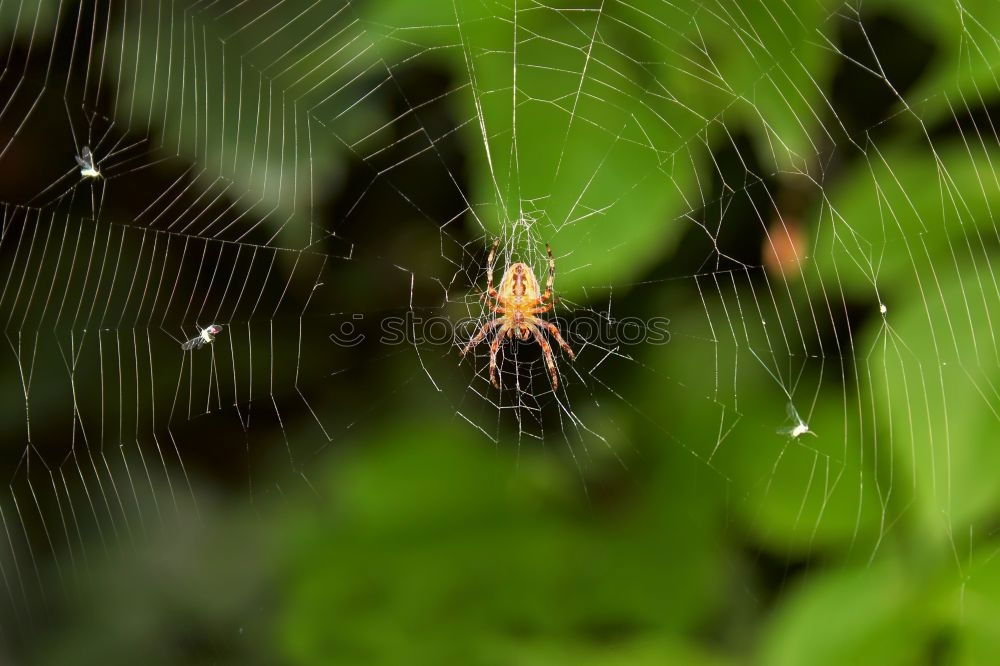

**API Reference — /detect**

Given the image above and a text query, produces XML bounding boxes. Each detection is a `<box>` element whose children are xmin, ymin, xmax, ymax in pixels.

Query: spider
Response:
<box><xmin>461</xmin><ymin>239</ymin><xmax>575</xmax><ymax>389</ymax></box>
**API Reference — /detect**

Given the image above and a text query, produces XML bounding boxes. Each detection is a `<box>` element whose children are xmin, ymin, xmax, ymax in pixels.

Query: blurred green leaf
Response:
<box><xmin>458</xmin><ymin>3</ymin><xmax>704</xmax><ymax>296</ymax></box>
<box><xmin>503</xmin><ymin>635</ymin><xmax>733</xmax><ymax>666</ymax></box>
<box><xmin>867</xmin><ymin>254</ymin><xmax>1000</xmax><ymax>537</ymax></box>
<box><xmin>0</xmin><ymin>0</ymin><xmax>61</xmax><ymax>42</ymax></box>
<box><xmin>868</xmin><ymin>0</ymin><xmax>1000</xmax><ymax>125</ymax></box>
<box><xmin>281</xmin><ymin>415</ymin><xmax>726</xmax><ymax>665</ymax></box>
<box><xmin>949</xmin><ymin>540</ymin><xmax>1000</xmax><ymax>665</ymax></box>
<box><xmin>759</xmin><ymin>557</ymin><xmax>933</xmax><ymax>666</ymax></box>
<box><xmin>726</xmin><ymin>386</ymin><xmax>884</xmax><ymax>555</ymax></box>
<box><xmin>367</xmin><ymin>0</ymin><xmax>708</xmax><ymax>296</ymax></box>
<box><xmin>111</xmin><ymin>3</ymin><xmax>384</xmax><ymax>248</ymax></box>
<box><xmin>812</xmin><ymin>138</ymin><xmax>1000</xmax><ymax>300</ymax></box>
<box><xmin>701</xmin><ymin>0</ymin><xmax>837</xmax><ymax>174</ymax></box>
<box><xmin>638</xmin><ymin>288</ymin><xmax>883</xmax><ymax>555</ymax></box>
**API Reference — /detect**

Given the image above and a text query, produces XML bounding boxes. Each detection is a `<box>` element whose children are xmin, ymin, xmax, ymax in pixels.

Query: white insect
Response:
<box><xmin>181</xmin><ymin>324</ymin><xmax>223</xmax><ymax>351</ymax></box>
<box><xmin>75</xmin><ymin>146</ymin><xmax>100</xmax><ymax>179</ymax></box>
<box><xmin>777</xmin><ymin>402</ymin><xmax>816</xmax><ymax>439</ymax></box>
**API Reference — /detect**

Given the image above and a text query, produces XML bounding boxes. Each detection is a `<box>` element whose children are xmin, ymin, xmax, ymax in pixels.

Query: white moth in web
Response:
<box><xmin>181</xmin><ymin>324</ymin><xmax>223</xmax><ymax>351</ymax></box>
<box><xmin>778</xmin><ymin>402</ymin><xmax>816</xmax><ymax>439</ymax></box>
<box><xmin>75</xmin><ymin>146</ymin><xmax>100</xmax><ymax>179</ymax></box>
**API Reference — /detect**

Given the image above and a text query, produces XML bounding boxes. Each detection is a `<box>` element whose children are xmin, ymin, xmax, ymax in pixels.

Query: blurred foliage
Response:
<box><xmin>281</xmin><ymin>416</ymin><xmax>727</xmax><ymax>665</ymax></box>
<box><xmin>5</xmin><ymin>0</ymin><xmax>1000</xmax><ymax>665</ymax></box>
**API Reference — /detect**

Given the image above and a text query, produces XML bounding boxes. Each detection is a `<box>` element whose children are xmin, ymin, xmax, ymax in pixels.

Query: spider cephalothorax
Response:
<box><xmin>461</xmin><ymin>239</ymin><xmax>575</xmax><ymax>389</ymax></box>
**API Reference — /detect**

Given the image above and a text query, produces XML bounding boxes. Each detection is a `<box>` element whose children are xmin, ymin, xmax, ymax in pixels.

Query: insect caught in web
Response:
<box><xmin>777</xmin><ymin>402</ymin><xmax>816</xmax><ymax>439</ymax></box>
<box><xmin>75</xmin><ymin>146</ymin><xmax>100</xmax><ymax>179</ymax></box>
<box><xmin>181</xmin><ymin>324</ymin><xmax>223</xmax><ymax>351</ymax></box>
<box><xmin>461</xmin><ymin>239</ymin><xmax>575</xmax><ymax>389</ymax></box>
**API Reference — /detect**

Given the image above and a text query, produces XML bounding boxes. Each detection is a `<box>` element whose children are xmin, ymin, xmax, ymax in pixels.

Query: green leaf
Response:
<box><xmin>866</xmin><ymin>0</ymin><xmax>1000</xmax><ymax>125</ymax></box>
<box><xmin>866</xmin><ymin>254</ymin><xmax>1000</xmax><ymax>537</ymax></box>
<box><xmin>456</xmin><ymin>2</ymin><xmax>705</xmax><ymax>295</ymax></box>
<box><xmin>701</xmin><ymin>0</ymin><xmax>838</xmax><ymax>174</ymax></box>
<box><xmin>812</xmin><ymin>138</ymin><xmax>1000</xmax><ymax>300</ymax></box>
<box><xmin>365</xmin><ymin>0</ymin><xmax>708</xmax><ymax>295</ymax></box>
<box><xmin>636</xmin><ymin>290</ymin><xmax>883</xmax><ymax>555</ymax></box>
<box><xmin>0</xmin><ymin>0</ymin><xmax>61</xmax><ymax>42</ymax></box>
<box><xmin>280</xmin><ymin>414</ymin><xmax>726</xmax><ymax>665</ymax></box>
<box><xmin>759</xmin><ymin>558</ymin><xmax>932</xmax><ymax>666</ymax></box>
<box><xmin>110</xmin><ymin>3</ymin><xmax>385</xmax><ymax>248</ymax></box>
<box><xmin>949</xmin><ymin>540</ymin><xmax>1000</xmax><ymax>665</ymax></box>
<box><xmin>502</xmin><ymin>636</ymin><xmax>733</xmax><ymax>666</ymax></box>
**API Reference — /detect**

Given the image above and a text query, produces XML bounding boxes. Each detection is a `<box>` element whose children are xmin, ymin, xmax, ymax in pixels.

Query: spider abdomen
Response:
<box><xmin>499</xmin><ymin>262</ymin><xmax>541</xmax><ymax>303</ymax></box>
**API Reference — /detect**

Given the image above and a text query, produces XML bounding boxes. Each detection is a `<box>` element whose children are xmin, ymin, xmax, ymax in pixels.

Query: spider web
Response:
<box><xmin>0</xmin><ymin>0</ymin><xmax>996</xmax><ymax>658</ymax></box>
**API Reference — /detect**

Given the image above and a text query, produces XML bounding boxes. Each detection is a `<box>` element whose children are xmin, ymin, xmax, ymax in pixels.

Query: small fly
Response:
<box><xmin>777</xmin><ymin>402</ymin><xmax>816</xmax><ymax>439</ymax></box>
<box><xmin>75</xmin><ymin>146</ymin><xmax>100</xmax><ymax>179</ymax></box>
<box><xmin>181</xmin><ymin>324</ymin><xmax>223</xmax><ymax>351</ymax></box>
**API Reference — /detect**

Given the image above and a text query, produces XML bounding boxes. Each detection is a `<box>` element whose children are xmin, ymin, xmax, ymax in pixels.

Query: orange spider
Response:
<box><xmin>461</xmin><ymin>239</ymin><xmax>575</xmax><ymax>389</ymax></box>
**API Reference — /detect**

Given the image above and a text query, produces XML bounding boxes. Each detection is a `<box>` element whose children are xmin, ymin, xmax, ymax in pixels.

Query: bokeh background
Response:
<box><xmin>0</xmin><ymin>0</ymin><xmax>999</xmax><ymax>664</ymax></box>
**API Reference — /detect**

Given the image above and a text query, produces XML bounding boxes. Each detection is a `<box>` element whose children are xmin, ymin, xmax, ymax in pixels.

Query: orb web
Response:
<box><xmin>0</xmin><ymin>0</ymin><xmax>995</xmax><ymax>657</ymax></box>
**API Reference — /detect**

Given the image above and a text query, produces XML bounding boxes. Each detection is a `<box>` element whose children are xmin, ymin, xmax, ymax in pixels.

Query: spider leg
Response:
<box><xmin>485</xmin><ymin>238</ymin><xmax>500</xmax><ymax>300</ymax></box>
<box><xmin>525</xmin><ymin>322</ymin><xmax>561</xmax><ymax>389</ymax></box>
<box><xmin>541</xmin><ymin>319</ymin><xmax>575</xmax><ymax>360</ymax></box>
<box><xmin>488</xmin><ymin>322</ymin><xmax>512</xmax><ymax>387</ymax></box>
<box><xmin>540</xmin><ymin>243</ymin><xmax>555</xmax><ymax>303</ymax></box>
<box><xmin>460</xmin><ymin>317</ymin><xmax>503</xmax><ymax>356</ymax></box>
<box><xmin>527</xmin><ymin>303</ymin><xmax>552</xmax><ymax>315</ymax></box>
